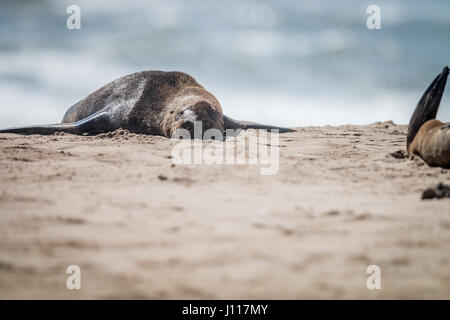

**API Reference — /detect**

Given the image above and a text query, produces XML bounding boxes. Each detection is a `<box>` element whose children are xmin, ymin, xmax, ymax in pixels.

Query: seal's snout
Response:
<box><xmin>181</xmin><ymin>120</ymin><xmax>194</xmax><ymax>131</ymax></box>
<box><xmin>181</xmin><ymin>120</ymin><xmax>195</xmax><ymax>135</ymax></box>
<box><xmin>191</xmin><ymin>100</ymin><xmax>224</xmax><ymax>133</ymax></box>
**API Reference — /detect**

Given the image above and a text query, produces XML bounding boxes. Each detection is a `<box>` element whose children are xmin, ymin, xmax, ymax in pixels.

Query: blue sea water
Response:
<box><xmin>0</xmin><ymin>0</ymin><xmax>449</xmax><ymax>128</ymax></box>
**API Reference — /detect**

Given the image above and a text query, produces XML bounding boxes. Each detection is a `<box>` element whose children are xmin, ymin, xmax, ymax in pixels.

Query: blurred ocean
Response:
<box><xmin>0</xmin><ymin>0</ymin><xmax>449</xmax><ymax>128</ymax></box>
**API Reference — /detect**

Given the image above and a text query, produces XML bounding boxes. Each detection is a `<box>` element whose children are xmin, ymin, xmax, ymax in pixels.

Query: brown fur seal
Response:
<box><xmin>0</xmin><ymin>71</ymin><xmax>294</xmax><ymax>138</ymax></box>
<box><xmin>407</xmin><ymin>66</ymin><xmax>450</xmax><ymax>168</ymax></box>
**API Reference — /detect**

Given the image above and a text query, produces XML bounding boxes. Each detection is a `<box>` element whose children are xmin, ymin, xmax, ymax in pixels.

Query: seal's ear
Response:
<box><xmin>0</xmin><ymin>111</ymin><xmax>113</xmax><ymax>135</ymax></box>
<box><xmin>407</xmin><ymin>66</ymin><xmax>449</xmax><ymax>150</ymax></box>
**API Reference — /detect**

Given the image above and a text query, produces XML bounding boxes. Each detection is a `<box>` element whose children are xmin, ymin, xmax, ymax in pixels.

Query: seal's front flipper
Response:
<box><xmin>407</xmin><ymin>66</ymin><xmax>449</xmax><ymax>150</ymax></box>
<box><xmin>71</xmin><ymin>111</ymin><xmax>114</xmax><ymax>134</ymax></box>
<box><xmin>0</xmin><ymin>123</ymin><xmax>78</xmax><ymax>135</ymax></box>
<box><xmin>223</xmin><ymin>115</ymin><xmax>295</xmax><ymax>134</ymax></box>
<box><xmin>0</xmin><ymin>111</ymin><xmax>113</xmax><ymax>135</ymax></box>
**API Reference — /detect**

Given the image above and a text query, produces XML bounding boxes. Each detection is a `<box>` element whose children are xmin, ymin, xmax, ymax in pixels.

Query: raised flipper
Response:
<box><xmin>223</xmin><ymin>115</ymin><xmax>295</xmax><ymax>134</ymax></box>
<box><xmin>0</xmin><ymin>110</ymin><xmax>114</xmax><ymax>135</ymax></box>
<box><xmin>407</xmin><ymin>66</ymin><xmax>449</xmax><ymax>151</ymax></box>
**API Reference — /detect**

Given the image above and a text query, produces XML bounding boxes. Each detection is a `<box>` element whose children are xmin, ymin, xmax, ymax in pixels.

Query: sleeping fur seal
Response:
<box><xmin>407</xmin><ymin>66</ymin><xmax>450</xmax><ymax>168</ymax></box>
<box><xmin>0</xmin><ymin>71</ymin><xmax>294</xmax><ymax>138</ymax></box>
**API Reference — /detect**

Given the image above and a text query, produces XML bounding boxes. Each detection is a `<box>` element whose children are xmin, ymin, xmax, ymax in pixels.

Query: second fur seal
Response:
<box><xmin>0</xmin><ymin>71</ymin><xmax>294</xmax><ymax>138</ymax></box>
<box><xmin>407</xmin><ymin>66</ymin><xmax>450</xmax><ymax>168</ymax></box>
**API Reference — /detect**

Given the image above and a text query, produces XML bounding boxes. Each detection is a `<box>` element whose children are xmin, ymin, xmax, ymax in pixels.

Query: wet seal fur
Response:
<box><xmin>0</xmin><ymin>71</ymin><xmax>294</xmax><ymax>138</ymax></box>
<box><xmin>407</xmin><ymin>66</ymin><xmax>450</xmax><ymax>168</ymax></box>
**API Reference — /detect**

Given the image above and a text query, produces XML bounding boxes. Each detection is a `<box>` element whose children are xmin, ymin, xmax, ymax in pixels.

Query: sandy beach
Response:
<box><xmin>0</xmin><ymin>121</ymin><xmax>449</xmax><ymax>299</ymax></box>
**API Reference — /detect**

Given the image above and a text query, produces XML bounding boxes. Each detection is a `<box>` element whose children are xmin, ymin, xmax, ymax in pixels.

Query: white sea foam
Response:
<box><xmin>216</xmin><ymin>89</ymin><xmax>422</xmax><ymax>127</ymax></box>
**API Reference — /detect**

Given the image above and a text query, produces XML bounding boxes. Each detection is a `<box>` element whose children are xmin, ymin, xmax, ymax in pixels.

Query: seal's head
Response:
<box><xmin>162</xmin><ymin>88</ymin><xmax>224</xmax><ymax>139</ymax></box>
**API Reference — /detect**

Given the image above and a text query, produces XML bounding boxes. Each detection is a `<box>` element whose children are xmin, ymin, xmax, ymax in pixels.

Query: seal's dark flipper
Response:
<box><xmin>223</xmin><ymin>115</ymin><xmax>295</xmax><ymax>133</ymax></box>
<box><xmin>0</xmin><ymin>123</ymin><xmax>78</xmax><ymax>135</ymax></box>
<box><xmin>0</xmin><ymin>111</ymin><xmax>113</xmax><ymax>135</ymax></box>
<box><xmin>407</xmin><ymin>66</ymin><xmax>449</xmax><ymax>150</ymax></box>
